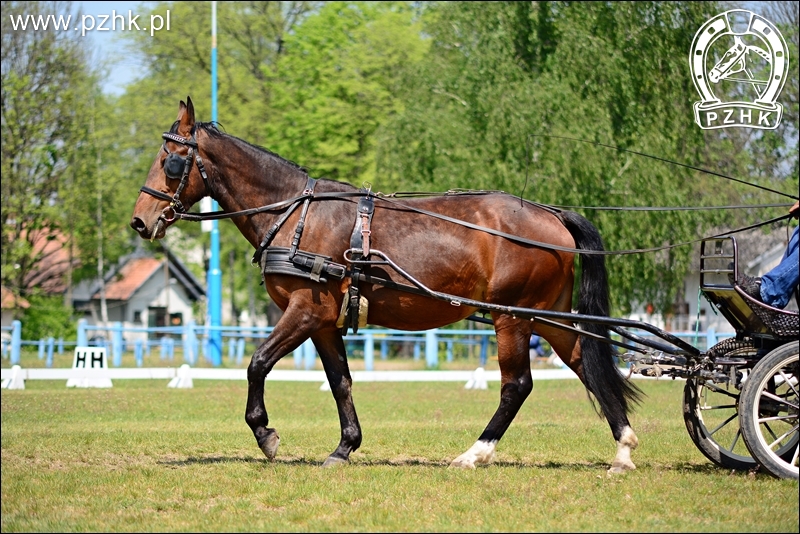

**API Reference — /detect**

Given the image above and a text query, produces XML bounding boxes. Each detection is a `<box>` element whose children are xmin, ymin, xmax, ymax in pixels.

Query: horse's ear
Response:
<box><xmin>177</xmin><ymin>96</ymin><xmax>195</xmax><ymax>136</ymax></box>
<box><xmin>176</xmin><ymin>100</ymin><xmax>187</xmax><ymax>120</ymax></box>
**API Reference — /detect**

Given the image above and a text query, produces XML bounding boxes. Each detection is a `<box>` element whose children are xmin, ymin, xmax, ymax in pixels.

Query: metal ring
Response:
<box><xmin>161</xmin><ymin>205</ymin><xmax>177</xmax><ymax>223</ymax></box>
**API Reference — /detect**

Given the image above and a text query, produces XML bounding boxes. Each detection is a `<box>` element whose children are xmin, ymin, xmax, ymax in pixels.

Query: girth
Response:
<box><xmin>259</xmin><ymin>247</ymin><xmax>346</xmax><ymax>283</ymax></box>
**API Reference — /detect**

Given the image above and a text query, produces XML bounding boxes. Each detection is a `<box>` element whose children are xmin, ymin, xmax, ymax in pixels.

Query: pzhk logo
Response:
<box><xmin>690</xmin><ymin>9</ymin><xmax>788</xmax><ymax>130</ymax></box>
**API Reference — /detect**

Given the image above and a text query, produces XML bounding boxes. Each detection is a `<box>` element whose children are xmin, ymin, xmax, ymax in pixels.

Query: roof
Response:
<box><xmin>95</xmin><ymin>257</ymin><xmax>163</xmax><ymax>301</ymax></box>
<box><xmin>19</xmin><ymin>228</ymin><xmax>75</xmax><ymax>295</ymax></box>
<box><xmin>1</xmin><ymin>286</ymin><xmax>30</xmax><ymax>309</ymax></box>
<box><xmin>86</xmin><ymin>247</ymin><xmax>205</xmax><ymax>303</ymax></box>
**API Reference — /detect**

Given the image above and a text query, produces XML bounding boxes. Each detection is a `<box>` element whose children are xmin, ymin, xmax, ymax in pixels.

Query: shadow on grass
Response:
<box><xmin>158</xmin><ymin>456</ymin><xmax>741</xmax><ymax>476</ymax></box>
<box><xmin>157</xmin><ymin>456</ymin><xmax>320</xmax><ymax>467</ymax></box>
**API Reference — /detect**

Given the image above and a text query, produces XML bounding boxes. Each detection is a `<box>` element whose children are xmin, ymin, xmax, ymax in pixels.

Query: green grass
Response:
<box><xmin>2</xmin><ymin>379</ymin><xmax>797</xmax><ymax>532</ymax></box>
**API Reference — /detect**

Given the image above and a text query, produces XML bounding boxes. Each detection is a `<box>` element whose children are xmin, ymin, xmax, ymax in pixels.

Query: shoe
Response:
<box><xmin>736</xmin><ymin>273</ymin><xmax>763</xmax><ymax>301</ymax></box>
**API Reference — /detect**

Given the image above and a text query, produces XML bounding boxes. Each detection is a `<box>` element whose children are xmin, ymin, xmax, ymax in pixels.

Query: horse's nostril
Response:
<box><xmin>130</xmin><ymin>217</ymin><xmax>145</xmax><ymax>231</ymax></box>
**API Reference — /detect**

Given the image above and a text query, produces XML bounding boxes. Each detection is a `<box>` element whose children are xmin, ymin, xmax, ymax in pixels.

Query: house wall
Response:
<box><xmin>84</xmin><ymin>275</ymin><xmax>198</xmax><ymax>342</ymax></box>
<box><xmin>126</xmin><ymin>275</ymin><xmax>195</xmax><ymax>334</ymax></box>
<box><xmin>628</xmin><ymin>272</ymin><xmax>735</xmax><ymax>335</ymax></box>
<box><xmin>2</xmin><ymin>310</ymin><xmax>15</xmax><ymax>329</ymax></box>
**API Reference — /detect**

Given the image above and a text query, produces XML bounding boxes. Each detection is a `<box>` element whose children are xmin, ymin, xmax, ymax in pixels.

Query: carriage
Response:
<box><xmin>624</xmin><ymin>236</ymin><xmax>798</xmax><ymax>480</ymax></box>
<box><xmin>131</xmin><ymin>97</ymin><xmax>798</xmax><ymax>479</ymax></box>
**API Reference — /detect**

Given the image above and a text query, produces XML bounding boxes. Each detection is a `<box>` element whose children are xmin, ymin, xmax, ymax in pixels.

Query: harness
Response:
<box><xmin>253</xmin><ymin>179</ymin><xmax>376</xmax><ymax>335</ymax></box>
<box><xmin>139</xmin><ymin>130</ymin><xmax>797</xmax><ymax>335</ymax></box>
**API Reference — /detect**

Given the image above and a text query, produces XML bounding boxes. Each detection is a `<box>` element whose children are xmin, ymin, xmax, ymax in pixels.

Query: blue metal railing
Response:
<box><xmin>3</xmin><ymin>318</ymin><xmax>734</xmax><ymax>370</ymax></box>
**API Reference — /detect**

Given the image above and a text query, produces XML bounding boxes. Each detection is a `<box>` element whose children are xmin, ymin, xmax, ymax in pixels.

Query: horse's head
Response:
<box><xmin>709</xmin><ymin>36</ymin><xmax>747</xmax><ymax>84</ymax></box>
<box><xmin>130</xmin><ymin>97</ymin><xmax>210</xmax><ymax>241</ymax></box>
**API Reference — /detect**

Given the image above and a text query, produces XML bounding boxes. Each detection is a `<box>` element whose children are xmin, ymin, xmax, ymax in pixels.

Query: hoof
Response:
<box><xmin>322</xmin><ymin>455</ymin><xmax>348</xmax><ymax>468</ymax></box>
<box><xmin>607</xmin><ymin>460</ymin><xmax>636</xmax><ymax>475</ymax></box>
<box><xmin>449</xmin><ymin>457</ymin><xmax>477</xmax><ymax>469</ymax></box>
<box><xmin>258</xmin><ymin>428</ymin><xmax>280</xmax><ymax>460</ymax></box>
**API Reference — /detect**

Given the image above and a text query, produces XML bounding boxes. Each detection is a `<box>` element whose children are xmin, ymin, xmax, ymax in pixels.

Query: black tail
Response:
<box><xmin>560</xmin><ymin>210</ymin><xmax>643</xmax><ymax>420</ymax></box>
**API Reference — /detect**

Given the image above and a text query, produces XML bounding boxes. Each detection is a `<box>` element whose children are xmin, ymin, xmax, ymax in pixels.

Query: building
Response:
<box><xmin>1</xmin><ymin>285</ymin><xmax>29</xmax><ymax>329</ymax></box>
<box><xmin>71</xmin><ymin>247</ymin><xmax>205</xmax><ymax>337</ymax></box>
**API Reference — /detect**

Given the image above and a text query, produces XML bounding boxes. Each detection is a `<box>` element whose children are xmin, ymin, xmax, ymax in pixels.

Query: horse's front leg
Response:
<box><xmin>311</xmin><ymin>328</ymin><xmax>362</xmax><ymax>467</ymax></box>
<box><xmin>245</xmin><ymin>303</ymin><xmax>314</xmax><ymax>461</ymax></box>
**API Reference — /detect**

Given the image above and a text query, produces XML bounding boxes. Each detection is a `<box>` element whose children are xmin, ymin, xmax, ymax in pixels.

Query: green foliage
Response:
<box><xmin>19</xmin><ymin>294</ymin><xmax>76</xmax><ymax>340</ymax></box>
<box><xmin>267</xmin><ymin>1</ymin><xmax>428</xmax><ymax>183</ymax></box>
<box><xmin>4</xmin><ymin>1</ymin><xmax>797</xmax><ymax>329</ymax></box>
<box><xmin>377</xmin><ymin>1</ymin><xmax>798</xmax><ymax>314</ymax></box>
<box><xmin>1</xmin><ymin>0</ymin><xmax>106</xmax><ymax>296</ymax></box>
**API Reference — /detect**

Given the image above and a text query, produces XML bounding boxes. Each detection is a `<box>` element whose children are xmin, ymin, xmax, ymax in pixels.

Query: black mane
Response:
<box><xmin>196</xmin><ymin>121</ymin><xmax>308</xmax><ymax>175</ymax></box>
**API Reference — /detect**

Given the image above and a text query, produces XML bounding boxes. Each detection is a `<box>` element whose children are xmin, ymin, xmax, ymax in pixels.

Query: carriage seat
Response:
<box><xmin>733</xmin><ymin>285</ymin><xmax>799</xmax><ymax>340</ymax></box>
<box><xmin>699</xmin><ymin>236</ymin><xmax>798</xmax><ymax>341</ymax></box>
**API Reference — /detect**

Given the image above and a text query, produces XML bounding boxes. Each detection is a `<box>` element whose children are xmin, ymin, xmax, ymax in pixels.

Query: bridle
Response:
<box><xmin>139</xmin><ymin>130</ymin><xmax>211</xmax><ymax>226</ymax></box>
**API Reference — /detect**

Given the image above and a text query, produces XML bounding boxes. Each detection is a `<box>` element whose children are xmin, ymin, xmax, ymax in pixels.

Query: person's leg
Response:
<box><xmin>760</xmin><ymin>226</ymin><xmax>799</xmax><ymax>308</ymax></box>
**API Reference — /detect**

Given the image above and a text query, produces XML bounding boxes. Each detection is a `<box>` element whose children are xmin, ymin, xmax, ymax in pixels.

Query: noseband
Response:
<box><xmin>140</xmin><ymin>131</ymin><xmax>210</xmax><ymax>223</ymax></box>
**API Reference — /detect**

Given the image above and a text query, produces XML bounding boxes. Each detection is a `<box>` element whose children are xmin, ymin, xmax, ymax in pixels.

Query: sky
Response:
<box><xmin>77</xmin><ymin>1</ymin><xmax>158</xmax><ymax>95</ymax></box>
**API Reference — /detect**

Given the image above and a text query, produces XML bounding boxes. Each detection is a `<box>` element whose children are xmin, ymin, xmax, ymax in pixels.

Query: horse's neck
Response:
<box><xmin>203</xmin><ymin>133</ymin><xmax>310</xmax><ymax>246</ymax></box>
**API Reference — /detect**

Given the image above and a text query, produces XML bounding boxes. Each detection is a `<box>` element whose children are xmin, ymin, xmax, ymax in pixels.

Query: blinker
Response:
<box><xmin>164</xmin><ymin>153</ymin><xmax>186</xmax><ymax>180</ymax></box>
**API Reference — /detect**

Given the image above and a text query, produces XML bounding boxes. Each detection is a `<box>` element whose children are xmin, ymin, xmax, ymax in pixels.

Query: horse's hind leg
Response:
<box><xmin>540</xmin><ymin>324</ymin><xmax>639</xmax><ymax>474</ymax></box>
<box><xmin>311</xmin><ymin>328</ymin><xmax>362</xmax><ymax>467</ymax></box>
<box><xmin>245</xmin><ymin>302</ymin><xmax>317</xmax><ymax>460</ymax></box>
<box><xmin>451</xmin><ymin>315</ymin><xmax>533</xmax><ymax>469</ymax></box>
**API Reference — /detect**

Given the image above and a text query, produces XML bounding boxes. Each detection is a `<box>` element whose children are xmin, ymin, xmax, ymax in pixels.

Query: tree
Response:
<box><xmin>1</xmin><ymin>0</ymin><xmax>107</xmax><ymax>302</ymax></box>
<box><xmin>266</xmin><ymin>1</ymin><xmax>428</xmax><ymax>183</ymax></box>
<box><xmin>111</xmin><ymin>1</ymin><xmax>320</xmax><ymax>325</ymax></box>
<box><xmin>376</xmin><ymin>1</ymin><xmax>797</xmax><ymax>314</ymax></box>
<box><xmin>114</xmin><ymin>1</ymin><xmax>427</xmax><ymax>325</ymax></box>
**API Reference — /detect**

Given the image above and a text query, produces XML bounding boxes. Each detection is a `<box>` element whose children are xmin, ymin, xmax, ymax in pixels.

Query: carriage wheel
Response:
<box><xmin>683</xmin><ymin>376</ymin><xmax>755</xmax><ymax>471</ymax></box>
<box><xmin>739</xmin><ymin>341</ymin><xmax>799</xmax><ymax>480</ymax></box>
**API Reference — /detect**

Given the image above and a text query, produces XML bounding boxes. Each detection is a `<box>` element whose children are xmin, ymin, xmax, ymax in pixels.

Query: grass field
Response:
<box><xmin>2</xmin><ymin>378</ymin><xmax>797</xmax><ymax>532</ymax></box>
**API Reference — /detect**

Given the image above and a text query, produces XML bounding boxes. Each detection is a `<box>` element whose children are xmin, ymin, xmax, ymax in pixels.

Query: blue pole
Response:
<box><xmin>364</xmin><ymin>332</ymin><xmax>374</xmax><ymax>371</ymax></box>
<box><xmin>206</xmin><ymin>0</ymin><xmax>222</xmax><ymax>366</ymax></box>
<box><xmin>425</xmin><ymin>329</ymin><xmax>438</xmax><ymax>368</ymax></box>
<box><xmin>303</xmin><ymin>339</ymin><xmax>316</xmax><ymax>370</ymax></box>
<box><xmin>46</xmin><ymin>337</ymin><xmax>55</xmax><ymax>368</ymax></box>
<box><xmin>77</xmin><ymin>318</ymin><xmax>88</xmax><ymax>347</ymax></box>
<box><xmin>293</xmin><ymin>343</ymin><xmax>303</xmax><ymax>368</ymax></box>
<box><xmin>10</xmin><ymin>320</ymin><xmax>21</xmax><ymax>365</ymax></box>
<box><xmin>183</xmin><ymin>320</ymin><xmax>196</xmax><ymax>365</ymax></box>
<box><xmin>112</xmin><ymin>322</ymin><xmax>123</xmax><ymax>366</ymax></box>
<box><xmin>135</xmin><ymin>339</ymin><xmax>143</xmax><ymax>367</ymax></box>
<box><xmin>236</xmin><ymin>337</ymin><xmax>245</xmax><ymax>365</ymax></box>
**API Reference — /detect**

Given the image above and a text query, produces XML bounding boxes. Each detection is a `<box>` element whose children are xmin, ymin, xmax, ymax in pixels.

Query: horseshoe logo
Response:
<box><xmin>690</xmin><ymin>9</ymin><xmax>788</xmax><ymax>130</ymax></box>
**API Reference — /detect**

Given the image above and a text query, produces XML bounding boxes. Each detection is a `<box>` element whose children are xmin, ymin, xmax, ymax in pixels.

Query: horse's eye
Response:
<box><xmin>164</xmin><ymin>153</ymin><xmax>185</xmax><ymax>179</ymax></box>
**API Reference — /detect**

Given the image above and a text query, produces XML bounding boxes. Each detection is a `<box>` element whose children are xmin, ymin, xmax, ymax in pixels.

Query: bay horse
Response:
<box><xmin>130</xmin><ymin>97</ymin><xmax>642</xmax><ymax>473</ymax></box>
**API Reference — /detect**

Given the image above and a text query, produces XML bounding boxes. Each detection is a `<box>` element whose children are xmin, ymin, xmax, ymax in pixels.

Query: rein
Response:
<box><xmin>529</xmin><ymin>134</ymin><xmax>799</xmax><ymax>201</ymax></box>
<box><xmin>179</xmin><ymin>186</ymin><xmax>792</xmax><ymax>256</ymax></box>
<box><xmin>140</xmin><ymin>131</ymin><xmax>794</xmax><ymax>257</ymax></box>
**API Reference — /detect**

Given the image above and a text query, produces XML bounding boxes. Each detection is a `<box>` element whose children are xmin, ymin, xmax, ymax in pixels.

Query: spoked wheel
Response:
<box><xmin>684</xmin><ymin>376</ymin><xmax>755</xmax><ymax>471</ymax></box>
<box><xmin>739</xmin><ymin>341</ymin><xmax>799</xmax><ymax>480</ymax></box>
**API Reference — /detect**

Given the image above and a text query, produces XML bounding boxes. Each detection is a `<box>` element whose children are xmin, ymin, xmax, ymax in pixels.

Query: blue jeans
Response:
<box><xmin>760</xmin><ymin>225</ymin><xmax>799</xmax><ymax>309</ymax></box>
